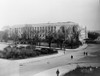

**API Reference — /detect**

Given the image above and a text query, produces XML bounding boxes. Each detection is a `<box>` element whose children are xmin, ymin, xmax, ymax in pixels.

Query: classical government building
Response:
<box><xmin>6</xmin><ymin>22</ymin><xmax>88</xmax><ymax>42</ymax></box>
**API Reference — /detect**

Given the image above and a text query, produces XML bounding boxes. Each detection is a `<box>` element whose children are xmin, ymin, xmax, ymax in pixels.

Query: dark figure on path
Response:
<box><xmin>84</xmin><ymin>52</ymin><xmax>86</xmax><ymax>55</ymax></box>
<box><xmin>56</xmin><ymin>69</ymin><xmax>60</xmax><ymax>76</ymax></box>
<box><xmin>86</xmin><ymin>52</ymin><xmax>88</xmax><ymax>56</ymax></box>
<box><xmin>71</xmin><ymin>55</ymin><xmax>73</xmax><ymax>59</ymax></box>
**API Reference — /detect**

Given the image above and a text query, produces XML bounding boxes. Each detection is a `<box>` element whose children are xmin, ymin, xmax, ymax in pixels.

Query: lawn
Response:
<box><xmin>63</xmin><ymin>67</ymin><xmax>100</xmax><ymax>76</ymax></box>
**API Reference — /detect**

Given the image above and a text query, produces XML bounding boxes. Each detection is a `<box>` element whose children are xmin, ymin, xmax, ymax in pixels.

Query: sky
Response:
<box><xmin>0</xmin><ymin>0</ymin><xmax>100</xmax><ymax>31</ymax></box>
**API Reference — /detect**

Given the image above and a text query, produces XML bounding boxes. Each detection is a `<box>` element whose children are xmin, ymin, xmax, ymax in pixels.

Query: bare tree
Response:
<box><xmin>45</xmin><ymin>32</ymin><xmax>54</xmax><ymax>47</ymax></box>
<box><xmin>57</xmin><ymin>24</ymin><xmax>81</xmax><ymax>49</ymax></box>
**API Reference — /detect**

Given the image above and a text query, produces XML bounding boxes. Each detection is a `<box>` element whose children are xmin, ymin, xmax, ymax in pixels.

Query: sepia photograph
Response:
<box><xmin>0</xmin><ymin>0</ymin><xmax>100</xmax><ymax>76</ymax></box>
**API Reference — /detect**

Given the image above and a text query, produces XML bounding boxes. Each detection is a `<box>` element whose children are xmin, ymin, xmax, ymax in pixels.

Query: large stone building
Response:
<box><xmin>6</xmin><ymin>22</ymin><xmax>87</xmax><ymax>42</ymax></box>
<box><xmin>79</xmin><ymin>26</ymin><xmax>88</xmax><ymax>43</ymax></box>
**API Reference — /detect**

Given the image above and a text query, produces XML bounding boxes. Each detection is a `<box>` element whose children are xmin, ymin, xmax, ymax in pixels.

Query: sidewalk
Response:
<box><xmin>36</xmin><ymin>44</ymin><xmax>87</xmax><ymax>50</ymax></box>
<box><xmin>34</xmin><ymin>62</ymin><xmax>100</xmax><ymax>76</ymax></box>
<box><xmin>34</xmin><ymin>64</ymin><xmax>77</xmax><ymax>76</ymax></box>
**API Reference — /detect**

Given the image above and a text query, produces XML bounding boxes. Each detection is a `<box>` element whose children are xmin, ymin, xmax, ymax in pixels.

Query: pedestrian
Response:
<box><xmin>84</xmin><ymin>52</ymin><xmax>85</xmax><ymax>56</ymax></box>
<box><xmin>56</xmin><ymin>69</ymin><xmax>60</xmax><ymax>76</ymax></box>
<box><xmin>86</xmin><ymin>52</ymin><xmax>88</xmax><ymax>56</ymax></box>
<box><xmin>71</xmin><ymin>55</ymin><xmax>73</xmax><ymax>59</ymax></box>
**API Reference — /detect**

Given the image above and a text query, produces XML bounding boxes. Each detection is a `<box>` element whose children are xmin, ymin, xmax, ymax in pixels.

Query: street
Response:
<box><xmin>19</xmin><ymin>44</ymin><xmax>100</xmax><ymax>76</ymax></box>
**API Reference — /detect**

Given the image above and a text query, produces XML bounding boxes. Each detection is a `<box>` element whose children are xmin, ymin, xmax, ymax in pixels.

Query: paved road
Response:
<box><xmin>20</xmin><ymin>44</ymin><xmax>100</xmax><ymax>76</ymax></box>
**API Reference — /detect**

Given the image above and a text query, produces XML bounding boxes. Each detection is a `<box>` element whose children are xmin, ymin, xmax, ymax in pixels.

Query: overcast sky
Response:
<box><xmin>0</xmin><ymin>0</ymin><xmax>99</xmax><ymax>31</ymax></box>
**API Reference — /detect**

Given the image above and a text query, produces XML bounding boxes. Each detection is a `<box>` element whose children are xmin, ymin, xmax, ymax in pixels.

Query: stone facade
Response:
<box><xmin>6</xmin><ymin>22</ymin><xmax>87</xmax><ymax>41</ymax></box>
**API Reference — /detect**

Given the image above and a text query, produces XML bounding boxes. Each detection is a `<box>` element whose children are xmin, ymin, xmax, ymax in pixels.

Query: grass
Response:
<box><xmin>63</xmin><ymin>67</ymin><xmax>100</xmax><ymax>76</ymax></box>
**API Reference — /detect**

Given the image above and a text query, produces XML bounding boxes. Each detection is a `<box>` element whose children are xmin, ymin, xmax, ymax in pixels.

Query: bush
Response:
<box><xmin>40</xmin><ymin>48</ymin><xmax>58</xmax><ymax>54</ymax></box>
<box><xmin>64</xmin><ymin>40</ymin><xmax>82</xmax><ymax>49</ymax></box>
<box><xmin>88</xmin><ymin>32</ymin><xmax>99</xmax><ymax>40</ymax></box>
<box><xmin>2</xmin><ymin>45</ymin><xmax>58</xmax><ymax>59</ymax></box>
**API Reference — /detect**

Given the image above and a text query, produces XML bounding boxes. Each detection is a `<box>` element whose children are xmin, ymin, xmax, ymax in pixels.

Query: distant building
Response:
<box><xmin>5</xmin><ymin>22</ymin><xmax>87</xmax><ymax>42</ymax></box>
<box><xmin>79</xmin><ymin>26</ymin><xmax>88</xmax><ymax>44</ymax></box>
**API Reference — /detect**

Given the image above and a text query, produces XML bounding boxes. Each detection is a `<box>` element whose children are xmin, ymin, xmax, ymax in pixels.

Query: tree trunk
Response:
<box><xmin>60</xmin><ymin>43</ymin><xmax>63</xmax><ymax>49</ymax></box>
<box><xmin>49</xmin><ymin>42</ymin><xmax>51</xmax><ymax>47</ymax></box>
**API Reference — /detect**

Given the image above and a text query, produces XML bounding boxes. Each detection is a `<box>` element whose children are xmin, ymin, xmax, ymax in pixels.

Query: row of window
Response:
<box><xmin>23</xmin><ymin>26</ymin><xmax>56</xmax><ymax>33</ymax></box>
<box><xmin>10</xmin><ymin>26</ymin><xmax>56</xmax><ymax>32</ymax></box>
<box><xmin>9</xmin><ymin>26</ymin><xmax>57</xmax><ymax>38</ymax></box>
<box><xmin>25</xmin><ymin>31</ymin><xmax>55</xmax><ymax>39</ymax></box>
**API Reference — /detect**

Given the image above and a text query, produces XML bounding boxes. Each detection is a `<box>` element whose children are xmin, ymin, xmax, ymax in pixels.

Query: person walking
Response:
<box><xmin>71</xmin><ymin>55</ymin><xmax>73</xmax><ymax>59</ymax></box>
<box><xmin>56</xmin><ymin>69</ymin><xmax>60</xmax><ymax>76</ymax></box>
<box><xmin>84</xmin><ymin>52</ymin><xmax>85</xmax><ymax>56</ymax></box>
<box><xmin>86</xmin><ymin>52</ymin><xmax>88</xmax><ymax>56</ymax></box>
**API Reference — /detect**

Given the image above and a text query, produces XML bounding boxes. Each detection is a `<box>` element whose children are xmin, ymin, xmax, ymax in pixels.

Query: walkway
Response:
<box><xmin>34</xmin><ymin>62</ymin><xmax>100</xmax><ymax>76</ymax></box>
